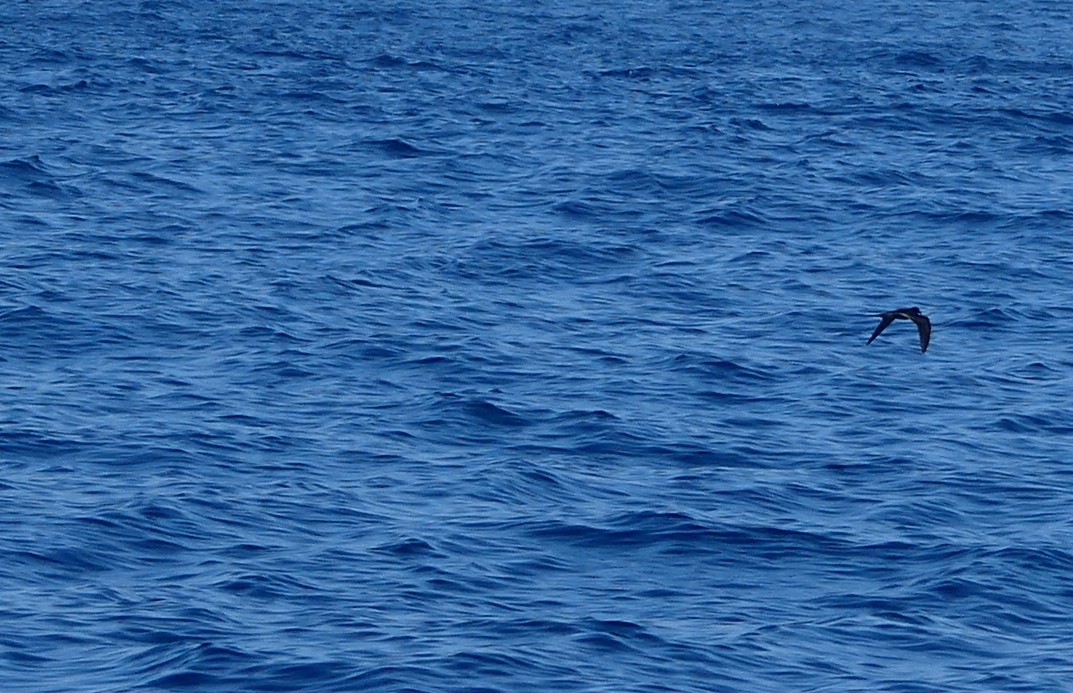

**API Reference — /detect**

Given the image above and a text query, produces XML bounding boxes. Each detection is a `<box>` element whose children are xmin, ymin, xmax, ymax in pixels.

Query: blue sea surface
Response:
<box><xmin>4</xmin><ymin>0</ymin><xmax>1073</xmax><ymax>690</ymax></box>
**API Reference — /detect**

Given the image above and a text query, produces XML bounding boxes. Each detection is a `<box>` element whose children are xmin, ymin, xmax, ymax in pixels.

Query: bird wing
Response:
<box><xmin>866</xmin><ymin>314</ymin><xmax>895</xmax><ymax>345</ymax></box>
<box><xmin>911</xmin><ymin>313</ymin><xmax>931</xmax><ymax>352</ymax></box>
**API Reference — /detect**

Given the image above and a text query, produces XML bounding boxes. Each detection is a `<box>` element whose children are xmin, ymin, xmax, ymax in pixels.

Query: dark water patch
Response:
<box><xmin>696</xmin><ymin>205</ymin><xmax>768</xmax><ymax>229</ymax></box>
<box><xmin>363</xmin><ymin>137</ymin><xmax>435</xmax><ymax>158</ymax></box>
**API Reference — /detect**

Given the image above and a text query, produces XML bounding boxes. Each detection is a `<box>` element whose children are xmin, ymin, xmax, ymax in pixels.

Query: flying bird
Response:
<box><xmin>866</xmin><ymin>307</ymin><xmax>931</xmax><ymax>353</ymax></box>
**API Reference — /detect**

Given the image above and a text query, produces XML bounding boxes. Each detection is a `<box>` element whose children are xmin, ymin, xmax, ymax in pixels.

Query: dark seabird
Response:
<box><xmin>866</xmin><ymin>307</ymin><xmax>931</xmax><ymax>353</ymax></box>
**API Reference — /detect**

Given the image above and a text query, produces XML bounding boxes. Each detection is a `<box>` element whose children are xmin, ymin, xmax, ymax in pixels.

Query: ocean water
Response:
<box><xmin>3</xmin><ymin>0</ymin><xmax>1073</xmax><ymax>690</ymax></box>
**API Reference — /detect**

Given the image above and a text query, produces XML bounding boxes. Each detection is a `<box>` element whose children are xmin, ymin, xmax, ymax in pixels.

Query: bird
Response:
<box><xmin>866</xmin><ymin>307</ymin><xmax>931</xmax><ymax>353</ymax></box>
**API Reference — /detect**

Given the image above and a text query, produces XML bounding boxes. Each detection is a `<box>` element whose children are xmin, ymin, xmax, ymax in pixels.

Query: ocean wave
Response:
<box><xmin>4</xmin><ymin>0</ymin><xmax>1073</xmax><ymax>690</ymax></box>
